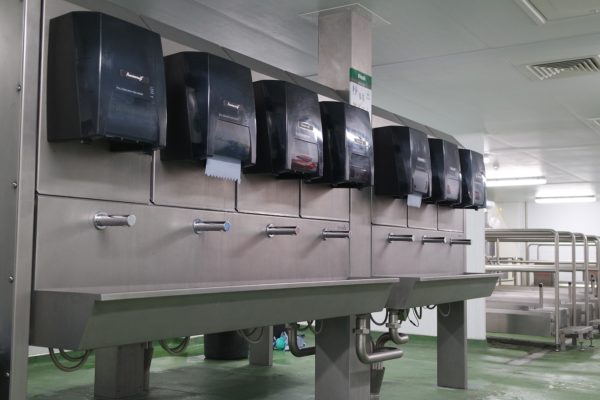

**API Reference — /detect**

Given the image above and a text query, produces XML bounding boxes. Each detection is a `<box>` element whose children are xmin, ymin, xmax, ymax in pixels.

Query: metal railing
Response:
<box><xmin>485</xmin><ymin>229</ymin><xmax>595</xmax><ymax>349</ymax></box>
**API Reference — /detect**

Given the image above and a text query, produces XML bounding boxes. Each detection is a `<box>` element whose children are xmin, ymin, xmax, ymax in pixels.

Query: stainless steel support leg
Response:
<box><xmin>248</xmin><ymin>326</ymin><xmax>273</xmax><ymax>366</ymax></box>
<box><xmin>437</xmin><ymin>301</ymin><xmax>467</xmax><ymax>389</ymax></box>
<box><xmin>94</xmin><ymin>343</ymin><xmax>151</xmax><ymax>399</ymax></box>
<box><xmin>315</xmin><ymin>316</ymin><xmax>370</xmax><ymax>400</ymax></box>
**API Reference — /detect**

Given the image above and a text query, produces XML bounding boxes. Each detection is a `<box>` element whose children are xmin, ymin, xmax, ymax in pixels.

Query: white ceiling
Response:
<box><xmin>107</xmin><ymin>0</ymin><xmax>600</xmax><ymax>201</ymax></box>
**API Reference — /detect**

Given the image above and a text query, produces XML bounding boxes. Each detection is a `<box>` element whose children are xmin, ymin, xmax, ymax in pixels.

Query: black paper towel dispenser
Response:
<box><xmin>457</xmin><ymin>149</ymin><xmax>486</xmax><ymax>209</ymax></box>
<box><xmin>373</xmin><ymin>126</ymin><xmax>432</xmax><ymax>200</ymax></box>
<box><xmin>47</xmin><ymin>12</ymin><xmax>166</xmax><ymax>151</ymax></box>
<box><xmin>427</xmin><ymin>138</ymin><xmax>462</xmax><ymax>205</ymax></box>
<box><xmin>310</xmin><ymin>102</ymin><xmax>372</xmax><ymax>188</ymax></box>
<box><xmin>161</xmin><ymin>52</ymin><xmax>256</xmax><ymax>170</ymax></box>
<box><xmin>246</xmin><ymin>80</ymin><xmax>323</xmax><ymax>179</ymax></box>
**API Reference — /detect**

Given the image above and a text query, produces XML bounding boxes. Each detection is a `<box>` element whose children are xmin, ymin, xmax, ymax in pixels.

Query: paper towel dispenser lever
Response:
<box><xmin>246</xmin><ymin>80</ymin><xmax>323</xmax><ymax>179</ymax></box>
<box><xmin>161</xmin><ymin>52</ymin><xmax>256</xmax><ymax>170</ymax></box>
<box><xmin>310</xmin><ymin>102</ymin><xmax>373</xmax><ymax>188</ymax></box>
<box><xmin>373</xmin><ymin>126</ymin><xmax>432</xmax><ymax>201</ymax></box>
<box><xmin>457</xmin><ymin>149</ymin><xmax>486</xmax><ymax>210</ymax></box>
<box><xmin>47</xmin><ymin>12</ymin><xmax>166</xmax><ymax>151</ymax></box>
<box><xmin>427</xmin><ymin>138</ymin><xmax>462</xmax><ymax>205</ymax></box>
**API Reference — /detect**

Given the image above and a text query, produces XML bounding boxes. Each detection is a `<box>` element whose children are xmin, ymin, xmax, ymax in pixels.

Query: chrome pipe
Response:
<box><xmin>554</xmin><ymin>231</ymin><xmax>560</xmax><ymax>350</ymax></box>
<box><xmin>421</xmin><ymin>236</ymin><xmax>447</xmax><ymax>244</ymax></box>
<box><xmin>386</xmin><ymin>311</ymin><xmax>409</xmax><ymax>345</ymax></box>
<box><xmin>449</xmin><ymin>238</ymin><xmax>471</xmax><ymax>246</ymax></box>
<box><xmin>192</xmin><ymin>219</ymin><xmax>231</xmax><ymax>234</ymax></box>
<box><xmin>93</xmin><ymin>212</ymin><xmax>136</xmax><ymax>230</ymax></box>
<box><xmin>387</xmin><ymin>233</ymin><xmax>415</xmax><ymax>243</ymax></box>
<box><xmin>321</xmin><ymin>229</ymin><xmax>350</xmax><ymax>240</ymax></box>
<box><xmin>286</xmin><ymin>323</ymin><xmax>315</xmax><ymax>357</ymax></box>
<box><xmin>354</xmin><ymin>315</ymin><xmax>404</xmax><ymax>364</ymax></box>
<box><xmin>485</xmin><ymin>265</ymin><xmax>597</xmax><ymax>273</ymax></box>
<box><xmin>266</xmin><ymin>224</ymin><xmax>299</xmax><ymax>238</ymax></box>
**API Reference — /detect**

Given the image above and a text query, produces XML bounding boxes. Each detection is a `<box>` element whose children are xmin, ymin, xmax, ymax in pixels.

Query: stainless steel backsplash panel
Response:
<box><xmin>371</xmin><ymin>226</ymin><xmax>464</xmax><ymax>276</ymax></box>
<box><xmin>152</xmin><ymin>157</ymin><xmax>236</xmax><ymax>211</ymax></box>
<box><xmin>37</xmin><ymin>1</ymin><xmax>153</xmax><ymax>204</ymax></box>
<box><xmin>371</xmin><ymin>196</ymin><xmax>407</xmax><ymax>227</ymax></box>
<box><xmin>35</xmin><ymin>195</ymin><xmax>350</xmax><ymax>290</ymax></box>
<box><xmin>407</xmin><ymin>203</ymin><xmax>438</xmax><ymax>230</ymax></box>
<box><xmin>438</xmin><ymin>207</ymin><xmax>464</xmax><ymax>232</ymax></box>
<box><xmin>236</xmin><ymin>175</ymin><xmax>300</xmax><ymax>217</ymax></box>
<box><xmin>300</xmin><ymin>182</ymin><xmax>350</xmax><ymax>221</ymax></box>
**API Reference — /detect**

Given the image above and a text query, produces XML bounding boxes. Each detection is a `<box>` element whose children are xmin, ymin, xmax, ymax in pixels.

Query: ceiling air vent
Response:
<box><xmin>522</xmin><ymin>56</ymin><xmax>600</xmax><ymax>81</ymax></box>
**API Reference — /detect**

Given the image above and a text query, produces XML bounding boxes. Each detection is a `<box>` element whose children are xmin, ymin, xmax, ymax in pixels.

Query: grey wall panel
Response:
<box><xmin>371</xmin><ymin>196</ymin><xmax>407</xmax><ymax>227</ymax></box>
<box><xmin>371</xmin><ymin>226</ymin><xmax>464</xmax><ymax>276</ymax></box>
<box><xmin>349</xmin><ymin>188</ymin><xmax>372</xmax><ymax>277</ymax></box>
<box><xmin>35</xmin><ymin>195</ymin><xmax>350</xmax><ymax>290</ymax></box>
<box><xmin>236</xmin><ymin>175</ymin><xmax>300</xmax><ymax>217</ymax></box>
<box><xmin>37</xmin><ymin>0</ymin><xmax>153</xmax><ymax>204</ymax></box>
<box><xmin>0</xmin><ymin>0</ymin><xmax>41</xmax><ymax>396</ymax></box>
<box><xmin>300</xmin><ymin>183</ymin><xmax>350</xmax><ymax>221</ymax></box>
<box><xmin>407</xmin><ymin>203</ymin><xmax>438</xmax><ymax>230</ymax></box>
<box><xmin>438</xmin><ymin>207</ymin><xmax>464</xmax><ymax>232</ymax></box>
<box><xmin>152</xmin><ymin>158</ymin><xmax>236</xmax><ymax>211</ymax></box>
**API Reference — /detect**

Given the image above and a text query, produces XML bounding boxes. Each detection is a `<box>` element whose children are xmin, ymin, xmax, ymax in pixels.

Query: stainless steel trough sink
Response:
<box><xmin>383</xmin><ymin>273</ymin><xmax>501</xmax><ymax>309</ymax></box>
<box><xmin>30</xmin><ymin>278</ymin><xmax>396</xmax><ymax>350</ymax></box>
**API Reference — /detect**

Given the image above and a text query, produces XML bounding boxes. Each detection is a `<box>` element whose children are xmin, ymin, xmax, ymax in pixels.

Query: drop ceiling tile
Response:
<box><xmin>434</xmin><ymin>0</ymin><xmax>600</xmax><ymax>48</ymax></box>
<box><xmin>528</xmin><ymin>0</ymin><xmax>600</xmax><ymax>22</ymax></box>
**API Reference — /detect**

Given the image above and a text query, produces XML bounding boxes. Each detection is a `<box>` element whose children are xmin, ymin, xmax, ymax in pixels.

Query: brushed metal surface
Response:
<box><xmin>407</xmin><ymin>203</ymin><xmax>438</xmax><ymax>230</ymax></box>
<box><xmin>29</xmin><ymin>279</ymin><xmax>396</xmax><ymax>349</ymax></box>
<box><xmin>350</xmin><ymin>188</ymin><xmax>372</xmax><ymax>277</ymax></box>
<box><xmin>385</xmin><ymin>273</ymin><xmax>500</xmax><ymax>309</ymax></box>
<box><xmin>437</xmin><ymin>301</ymin><xmax>466</xmax><ymax>390</ymax></box>
<box><xmin>371</xmin><ymin>195</ymin><xmax>407</xmax><ymax>227</ymax></box>
<box><xmin>35</xmin><ymin>195</ymin><xmax>351</xmax><ymax>290</ymax></box>
<box><xmin>37</xmin><ymin>0</ymin><xmax>153</xmax><ymax>204</ymax></box>
<box><xmin>486</xmin><ymin>308</ymin><xmax>568</xmax><ymax>337</ymax></box>
<box><xmin>372</xmin><ymin>226</ymin><xmax>465</xmax><ymax>276</ymax></box>
<box><xmin>300</xmin><ymin>182</ymin><xmax>350</xmax><ymax>221</ymax></box>
<box><xmin>438</xmin><ymin>207</ymin><xmax>464</xmax><ymax>232</ymax></box>
<box><xmin>0</xmin><ymin>1</ymin><xmax>23</xmax><ymax>394</ymax></box>
<box><xmin>236</xmin><ymin>175</ymin><xmax>300</xmax><ymax>217</ymax></box>
<box><xmin>0</xmin><ymin>0</ymin><xmax>40</xmax><ymax>397</ymax></box>
<box><xmin>152</xmin><ymin>157</ymin><xmax>235</xmax><ymax>211</ymax></box>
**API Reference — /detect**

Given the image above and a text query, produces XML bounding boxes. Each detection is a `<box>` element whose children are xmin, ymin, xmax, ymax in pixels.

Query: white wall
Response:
<box><xmin>527</xmin><ymin>201</ymin><xmax>600</xmax><ymax>235</ymax></box>
<box><xmin>493</xmin><ymin>200</ymin><xmax>600</xmax><ymax>235</ymax></box>
<box><xmin>493</xmin><ymin>200</ymin><xmax>600</xmax><ymax>282</ymax></box>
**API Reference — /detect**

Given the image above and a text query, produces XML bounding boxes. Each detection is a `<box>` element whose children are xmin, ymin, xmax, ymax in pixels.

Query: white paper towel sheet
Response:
<box><xmin>205</xmin><ymin>155</ymin><xmax>242</xmax><ymax>183</ymax></box>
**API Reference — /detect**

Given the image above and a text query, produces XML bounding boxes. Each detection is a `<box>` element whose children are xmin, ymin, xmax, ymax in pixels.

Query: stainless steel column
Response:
<box><xmin>315</xmin><ymin>316</ymin><xmax>370</xmax><ymax>400</ymax></box>
<box><xmin>318</xmin><ymin>6</ymin><xmax>373</xmax><ymax>278</ymax></box>
<box><xmin>437</xmin><ymin>301</ymin><xmax>467</xmax><ymax>389</ymax></box>
<box><xmin>318</xmin><ymin>7</ymin><xmax>372</xmax><ymax>96</ymax></box>
<box><xmin>0</xmin><ymin>0</ymin><xmax>41</xmax><ymax>398</ymax></box>
<box><xmin>95</xmin><ymin>344</ymin><xmax>151</xmax><ymax>399</ymax></box>
<box><xmin>248</xmin><ymin>326</ymin><xmax>274</xmax><ymax>366</ymax></box>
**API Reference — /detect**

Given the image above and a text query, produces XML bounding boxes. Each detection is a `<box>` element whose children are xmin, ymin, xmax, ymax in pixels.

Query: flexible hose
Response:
<box><xmin>48</xmin><ymin>348</ymin><xmax>91</xmax><ymax>372</ymax></box>
<box><xmin>439</xmin><ymin>304</ymin><xmax>451</xmax><ymax>318</ymax></box>
<box><xmin>159</xmin><ymin>337</ymin><xmax>191</xmax><ymax>355</ymax></box>
<box><xmin>237</xmin><ymin>327</ymin><xmax>265</xmax><ymax>344</ymax></box>
<box><xmin>298</xmin><ymin>321</ymin><xmax>314</xmax><ymax>331</ymax></box>
<box><xmin>370</xmin><ymin>310</ymin><xmax>389</xmax><ymax>326</ymax></box>
<box><xmin>313</xmin><ymin>320</ymin><xmax>325</xmax><ymax>335</ymax></box>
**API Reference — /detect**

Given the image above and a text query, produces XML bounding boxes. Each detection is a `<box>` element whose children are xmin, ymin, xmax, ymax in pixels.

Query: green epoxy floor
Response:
<box><xmin>28</xmin><ymin>334</ymin><xmax>600</xmax><ymax>399</ymax></box>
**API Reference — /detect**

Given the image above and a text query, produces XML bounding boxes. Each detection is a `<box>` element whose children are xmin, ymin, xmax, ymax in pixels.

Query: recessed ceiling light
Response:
<box><xmin>535</xmin><ymin>195</ymin><xmax>596</xmax><ymax>204</ymax></box>
<box><xmin>483</xmin><ymin>154</ymin><xmax>491</xmax><ymax>164</ymax></box>
<box><xmin>487</xmin><ymin>176</ymin><xmax>547</xmax><ymax>187</ymax></box>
